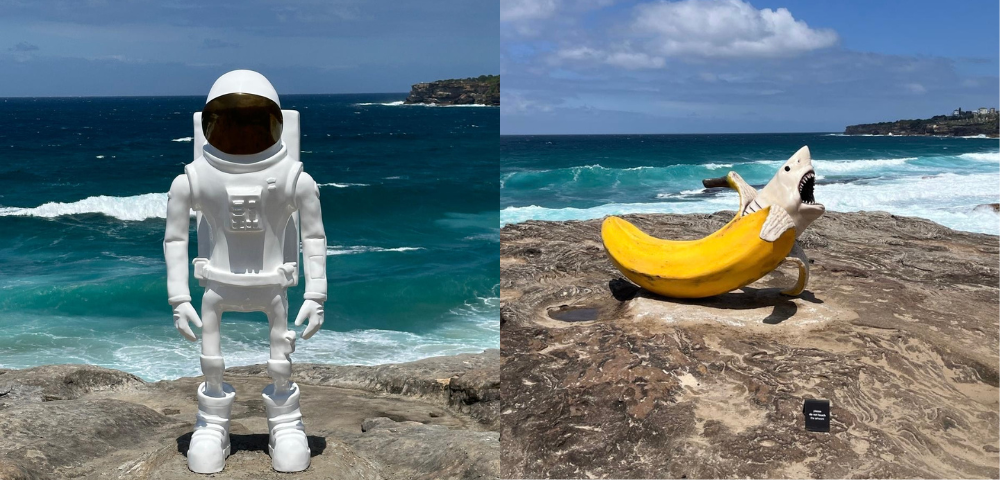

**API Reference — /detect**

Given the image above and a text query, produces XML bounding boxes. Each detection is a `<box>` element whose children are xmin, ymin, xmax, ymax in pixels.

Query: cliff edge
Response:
<box><xmin>845</xmin><ymin>111</ymin><xmax>999</xmax><ymax>137</ymax></box>
<box><xmin>405</xmin><ymin>76</ymin><xmax>499</xmax><ymax>106</ymax></box>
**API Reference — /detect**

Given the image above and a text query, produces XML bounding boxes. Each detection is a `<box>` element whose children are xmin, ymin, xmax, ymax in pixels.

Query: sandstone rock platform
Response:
<box><xmin>0</xmin><ymin>350</ymin><xmax>499</xmax><ymax>480</ymax></box>
<box><xmin>500</xmin><ymin>211</ymin><xmax>999</xmax><ymax>479</ymax></box>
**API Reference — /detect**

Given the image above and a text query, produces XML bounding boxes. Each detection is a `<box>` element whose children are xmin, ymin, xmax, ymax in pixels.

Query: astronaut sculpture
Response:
<box><xmin>164</xmin><ymin>70</ymin><xmax>326</xmax><ymax>473</ymax></box>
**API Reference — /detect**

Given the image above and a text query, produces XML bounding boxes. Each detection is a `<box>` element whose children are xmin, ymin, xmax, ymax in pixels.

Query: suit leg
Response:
<box><xmin>200</xmin><ymin>288</ymin><xmax>226</xmax><ymax>397</ymax></box>
<box><xmin>266</xmin><ymin>289</ymin><xmax>295</xmax><ymax>394</ymax></box>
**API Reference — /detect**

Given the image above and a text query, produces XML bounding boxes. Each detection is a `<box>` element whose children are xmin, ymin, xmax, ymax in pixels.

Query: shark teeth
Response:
<box><xmin>799</xmin><ymin>170</ymin><xmax>817</xmax><ymax>204</ymax></box>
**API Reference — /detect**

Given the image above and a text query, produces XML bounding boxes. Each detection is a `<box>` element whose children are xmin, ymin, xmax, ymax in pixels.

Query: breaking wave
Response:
<box><xmin>317</xmin><ymin>182</ymin><xmax>370</xmax><ymax>188</ymax></box>
<box><xmin>0</xmin><ymin>193</ymin><xmax>169</xmax><ymax>221</ymax></box>
<box><xmin>502</xmin><ymin>171</ymin><xmax>1000</xmax><ymax>234</ymax></box>
<box><xmin>326</xmin><ymin>245</ymin><xmax>424</xmax><ymax>256</ymax></box>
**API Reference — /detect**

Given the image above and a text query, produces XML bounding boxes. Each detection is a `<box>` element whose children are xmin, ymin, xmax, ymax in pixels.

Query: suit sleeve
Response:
<box><xmin>295</xmin><ymin>172</ymin><xmax>328</xmax><ymax>302</ymax></box>
<box><xmin>163</xmin><ymin>174</ymin><xmax>193</xmax><ymax>305</ymax></box>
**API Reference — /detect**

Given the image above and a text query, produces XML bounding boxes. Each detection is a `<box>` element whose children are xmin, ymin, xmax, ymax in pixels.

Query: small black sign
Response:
<box><xmin>803</xmin><ymin>399</ymin><xmax>830</xmax><ymax>432</ymax></box>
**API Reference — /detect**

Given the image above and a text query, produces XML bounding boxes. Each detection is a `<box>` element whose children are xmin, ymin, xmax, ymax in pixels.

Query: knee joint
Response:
<box><xmin>271</xmin><ymin>330</ymin><xmax>297</xmax><ymax>358</ymax></box>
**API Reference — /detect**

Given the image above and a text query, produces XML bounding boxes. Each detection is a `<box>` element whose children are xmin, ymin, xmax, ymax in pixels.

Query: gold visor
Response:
<box><xmin>202</xmin><ymin>92</ymin><xmax>283</xmax><ymax>155</ymax></box>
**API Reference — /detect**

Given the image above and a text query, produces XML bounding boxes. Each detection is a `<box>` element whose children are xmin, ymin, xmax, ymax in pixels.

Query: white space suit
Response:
<box><xmin>163</xmin><ymin>70</ymin><xmax>327</xmax><ymax>473</ymax></box>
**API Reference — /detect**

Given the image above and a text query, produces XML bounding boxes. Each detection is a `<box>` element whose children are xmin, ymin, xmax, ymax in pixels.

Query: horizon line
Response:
<box><xmin>0</xmin><ymin>91</ymin><xmax>410</xmax><ymax>100</ymax></box>
<box><xmin>500</xmin><ymin>131</ymin><xmax>838</xmax><ymax>136</ymax></box>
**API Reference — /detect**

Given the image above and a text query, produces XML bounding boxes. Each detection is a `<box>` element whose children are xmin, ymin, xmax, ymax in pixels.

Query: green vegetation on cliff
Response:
<box><xmin>405</xmin><ymin>75</ymin><xmax>499</xmax><ymax>106</ymax></box>
<box><xmin>845</xmin><ymin>110</ymin><xmax>998</xmax><ymax>137</ymax></box>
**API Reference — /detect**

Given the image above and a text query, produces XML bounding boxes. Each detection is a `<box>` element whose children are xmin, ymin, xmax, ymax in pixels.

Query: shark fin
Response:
<box><xmin>760</xmin><ymin>206</ymin><xmax>795</xmax><ymax>242</ymax></box>
<box><xmin>726</xmin><ymin>171</ymin><xmax>758</xmax><ymax>217</ymax></box>
<box><xmin>780</xmin><ymin>241</ymin><xmax>809</xmax><ymax>296</ymax></box>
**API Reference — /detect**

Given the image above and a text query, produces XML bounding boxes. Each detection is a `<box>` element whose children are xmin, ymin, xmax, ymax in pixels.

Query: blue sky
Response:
<box><xmin>501</xmin><ymin>0</ymin><xmax>999</xmax><ymax>134</ymax></box>
<box><xmin>0</xmin><ymin>0</ymin><xmax>497</xmax><ymax>97</ymax></box>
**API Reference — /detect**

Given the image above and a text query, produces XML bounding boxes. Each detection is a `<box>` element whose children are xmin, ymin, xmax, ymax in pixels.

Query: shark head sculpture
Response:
<box><xmin>756</xmin><ymin>146</ymin><xmax>825</xmax><ymax>236</ymax></box>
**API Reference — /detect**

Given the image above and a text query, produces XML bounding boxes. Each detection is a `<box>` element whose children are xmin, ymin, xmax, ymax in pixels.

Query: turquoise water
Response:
<box><xmin>0</xmin><ymin>95</ymin><xmax>498</xmax><ymax>380</ymax></box>
<box><xmin>501</xmin><ymin>133</ymin><xmax>999</xmax><ymax>235</ymax></box>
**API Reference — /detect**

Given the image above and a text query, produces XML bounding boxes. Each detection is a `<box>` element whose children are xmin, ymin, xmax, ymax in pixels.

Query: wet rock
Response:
<box><xmin>975</xmin><ymin>203</ymin><xmax>1000</xmax><ymax>213</ymax></box>
<box><xmin>500</xmin><ymin>211</ymin><xmax>999</xmax><ymax>479</ymax></box>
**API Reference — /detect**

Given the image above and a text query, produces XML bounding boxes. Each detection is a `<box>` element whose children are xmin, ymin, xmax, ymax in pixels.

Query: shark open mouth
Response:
<box><xmin>799</xmin><ymin>170</ymin><xmax>817</xmax><ymax>204</ymax></box>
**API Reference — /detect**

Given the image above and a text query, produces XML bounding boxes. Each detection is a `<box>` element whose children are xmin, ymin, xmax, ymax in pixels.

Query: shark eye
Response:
<box><xmin>784</xmin><ymin>166</ymin><xmax>790</xmax><ymax>172</ymax></box>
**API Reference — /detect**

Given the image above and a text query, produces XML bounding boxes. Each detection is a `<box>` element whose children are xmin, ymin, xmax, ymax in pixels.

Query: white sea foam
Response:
<box><xmin>354</xmin><ymin>101</ymin><xmax>492</xmax><ymax>108</ymax></box>
<box><xmin>815</xmin><ymin>172</ymin><xmax>999</xmax><ymax>234</ymax></box>
<box><xmin>354</xmin><ymin>101</ymin><xmax>406</xmax><ymax>106</ymax></box>
<box><xmin>750</xmin><ymin>156</ymin><xmax>923</xmax><ymax>175</ymax></box>
<box><xmin>326</xmin><ymin>245</ymin><xmax>424</xmax><ymax>256</ymax></box>
<box><xmin>0</xmin><ymin>193</ymin><xmax>169</xmax><ymax>221</ymax></box>
<box><xmin>501</xmin><ymin>194</ymin><xmax>739</xmax><ymax>226</ymax></box>
<box><xmin>3</xmin><ymin>289</ymin><xmax>498</xmax><ymax>379</ymax></box>
<box><xmin>502</xmin><ymin>171</ymin><xmax>1000</xmax><ymax>234</ymax></box>
<box><xmin>171</xmin><ymin>137</ymin><xmax>193</xmax><ymax>142</ymax></box>
<box><xmin>317</xmin><ymin>182</ymin><xmax>370</xmax><ymax>188</ymax></box>
<box><xmin>703</xmin><ymin>163</ymin><xmax>733</xmax><ymax>169</ymax></box>
<box><xmin>814</xmin><ymin>157</ymin><xmax>916</xmax><ymax>174</ymax></box>
<box><xmin>959</xmin><ymin>152</ymin><xmax>1000</xmax><ymax>162</ymax></box>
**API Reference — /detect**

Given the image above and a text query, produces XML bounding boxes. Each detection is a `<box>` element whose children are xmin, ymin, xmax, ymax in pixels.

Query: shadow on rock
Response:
<box><xmin>609</xmin><ymin>278</ymin><xmax>641</xmax><ymax>301</ymax></box>
<box><xmin>612</xmin><ymin>278</ymin><xmax>826</xmax><ymax>325</ymax></box>
<box><xmin>176</xmin><ymin>432</ymin><xmax>327</xmax><ymax>457</ymax></box>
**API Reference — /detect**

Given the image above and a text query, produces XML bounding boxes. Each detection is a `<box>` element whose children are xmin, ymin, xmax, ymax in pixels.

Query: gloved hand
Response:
<box><xmin>173</xmin><ymin>301</ymin><xmax>203</xmax><ymax>342</ymax></box>
<box><xmin>294</xmin><ymin>299</ymin><xmax>324</xmax><ymax>340</ymax></box>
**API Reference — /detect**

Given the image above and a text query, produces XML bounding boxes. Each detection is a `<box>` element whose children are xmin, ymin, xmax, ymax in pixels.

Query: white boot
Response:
<box><xmin>262</xmin><ymin>381</ymin><xmax>311</xmax><ymax>472</ymax></box>
<box><xmin>187</xmin><ymin>381</ymin><xmax>235</xmax><ymax>474</ymax></box>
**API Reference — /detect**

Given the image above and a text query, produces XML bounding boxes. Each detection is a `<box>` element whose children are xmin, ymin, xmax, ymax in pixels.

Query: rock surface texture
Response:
<box><xmin>0</xmin><ymin>350</ymin><xmax>499</xmax><ymax>479</ymax></box>
<box><xmin>500</xmin><ymin>211</ymin><xmax>999</xmax><ymax>479</ymax></box>
<box><xmin>404</xmin><ymin>76</ymin><xmax>499</xmax><ymax>106</ymax></box>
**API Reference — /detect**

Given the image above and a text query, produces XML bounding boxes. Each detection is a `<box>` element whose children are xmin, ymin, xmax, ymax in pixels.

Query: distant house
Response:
<box><xmin>952</xmin><ymin>109</ymin><xmax>961</xmax><ymax>116</ymax></box>
<box><xmin>978</xmin><ymin>107</ymin><xmax>988</xmax><ymax>115</ymax></box>
<box><xmin>991</xmin><ymin>108</ymin><xmax>997</xmax><ymax>115</ymax></box>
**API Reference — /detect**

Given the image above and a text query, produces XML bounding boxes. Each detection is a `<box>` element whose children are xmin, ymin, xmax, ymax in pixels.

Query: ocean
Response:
<box><xmin>0</xmin><ymin>94</ymin><xmax>498</xmax><ymax>381</ymax></box>
<box><xmin>501</xmin><ymin>133</ymin><xmax>1000</xmax><ymax>235</ymax></box>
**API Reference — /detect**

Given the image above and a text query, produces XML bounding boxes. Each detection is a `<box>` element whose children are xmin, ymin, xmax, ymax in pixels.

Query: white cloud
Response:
<box><xmin>903</xmin><ymin>82</ymin><xmax>927</xmax><ymax>94</ymax></box>
<box><xmin>501</xmin><ymin>91</ymin><xmax>554</xmax><ymax>114</ymax></box>
<box><xmin>605</xmin><ymin>51</ymin><xmax>665</xmax><ymax>69</ymax></box>
<box><xmin>631</xmin><ymin>0</ymin><xmax>838</xmax><ymax>58</ymax></box>
<box><xmin>554</xmin><ymin>46</ymin><xmax>665</xmax><ymax>69</ymax></box>
<box><xmin>556</xmin><ymin>46</ymin><xmax>602</xmax><ymax>61</ymax></box>
<box><xmin>501</xmin><ymin>0</ymin><xmax>559</xmax><ymax>22</ymax></box>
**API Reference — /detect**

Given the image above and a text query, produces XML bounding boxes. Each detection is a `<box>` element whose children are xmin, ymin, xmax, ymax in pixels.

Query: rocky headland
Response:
<box><xmin>0</xmin><ymin>350</ymin><xmax>499</xmax><ymax>479</ymax></box>
<box><xmin>845</xmin><ymin>112</ymin><xmax>999</xmax><ymax>137</ymax></box>
<box><xmin>404</xmin><ymin>76</ymin><xmax>499</xmax><ymax>106</ymax></box>
<box><xmin>500</xmin><ymin>211</ymin><xmax>999</xmax><ymax>479</ymax></box>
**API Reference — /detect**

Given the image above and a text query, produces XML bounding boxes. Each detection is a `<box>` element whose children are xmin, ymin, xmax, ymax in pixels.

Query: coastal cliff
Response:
<box><xmin>0</xmin><ymin>351</ymin><xmax>499</xmax><ymax>479</ymax></box>
<box><xmin>500</xmin><ymin>212</ymin><xmax>998</xmax><ymax>479</ymax></box>
<box><xmin>845</xmin><ymin>111</ymin><xmax>999</xmax><ymax>137</ymax></box>
<box><xmin>405</xmin><ymin>75</ymin><xmax>499</xmax><ymax>106</ymax></box>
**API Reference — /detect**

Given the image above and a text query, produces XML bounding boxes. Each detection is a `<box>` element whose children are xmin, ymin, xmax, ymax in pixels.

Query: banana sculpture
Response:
<box><xmin>602</xmin><ymin>146</ymin><xmax>825</xmax><ymax>299</ymax></box>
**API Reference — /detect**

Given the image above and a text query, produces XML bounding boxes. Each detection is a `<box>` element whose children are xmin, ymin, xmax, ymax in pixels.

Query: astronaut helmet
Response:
<box><xmin>202</xmin><ymin>70</ymin><xmax>283</xmax><ymax>155</ymax></box>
